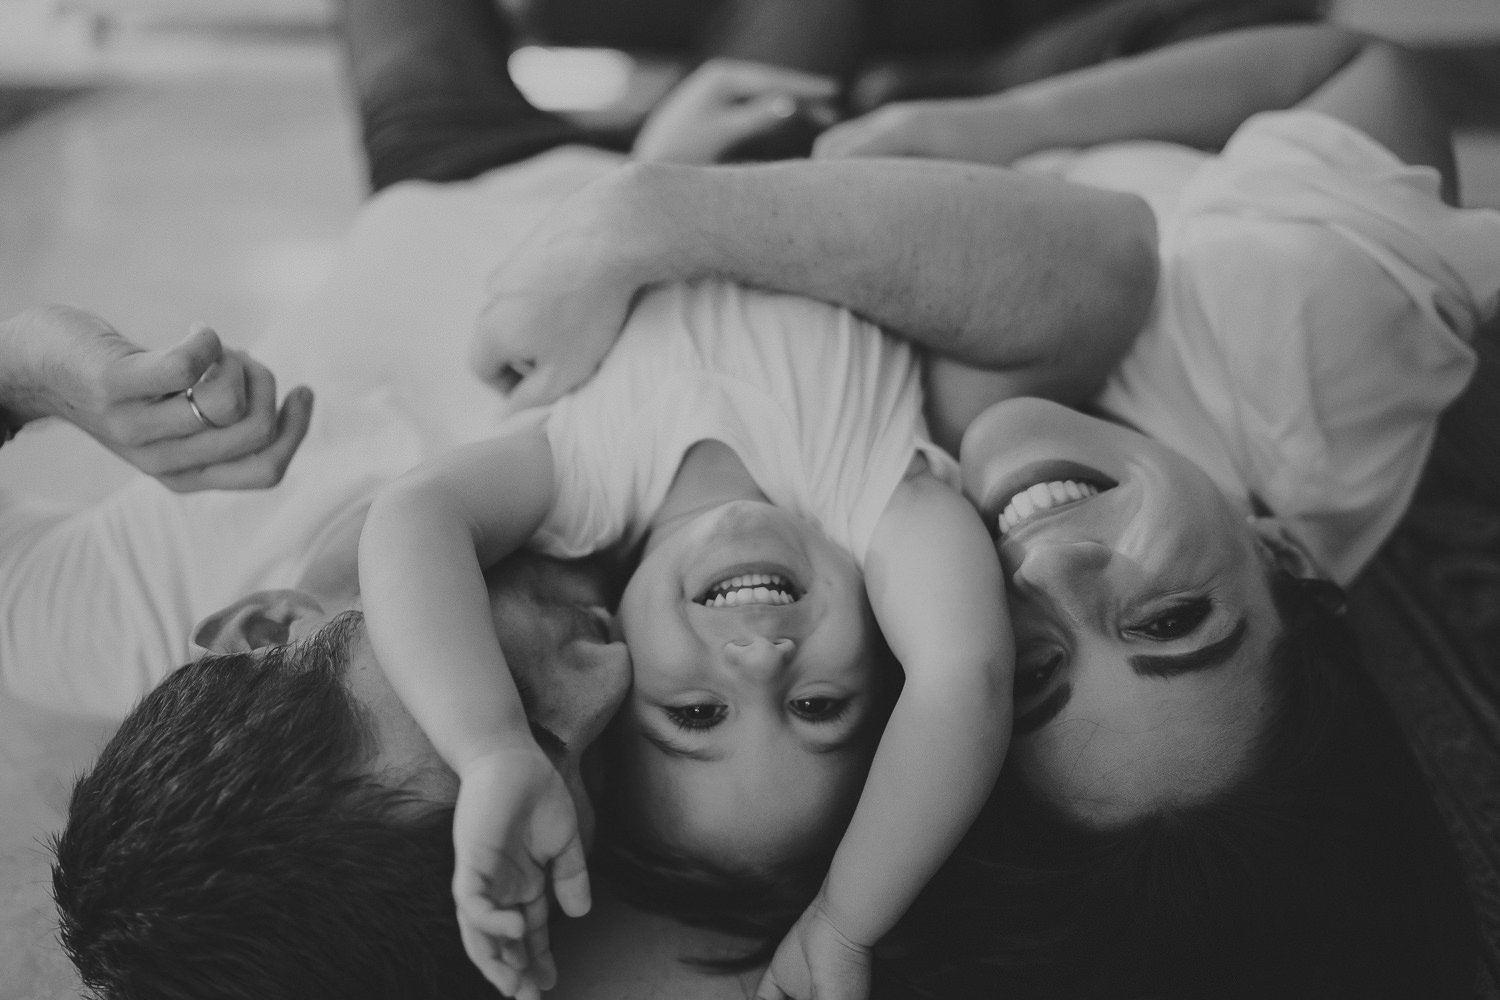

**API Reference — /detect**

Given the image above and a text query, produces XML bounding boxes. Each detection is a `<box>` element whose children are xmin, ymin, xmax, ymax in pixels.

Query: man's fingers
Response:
<box><xmin>154</xmin><ymin>385</ymin><xmax>313</xmax><ymax>492</ymax></box>
<box><xmin>117</xmin><ymin>322</ymin><xmax>224</xmax><ymax>398</ymax></box>
<box><xmin>180</xmin><ymin>348</ymin><xmax>250</xmax><ymax>428</ymax></box>
<box><xmin>135</xmin><ymin>355</ymin><xmax>284</xmax><ymax>469</ymax></box>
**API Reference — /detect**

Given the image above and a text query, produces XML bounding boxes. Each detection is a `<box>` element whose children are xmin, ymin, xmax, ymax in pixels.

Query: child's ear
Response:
<box><xmin>191</xmin><ymin>590</ymin><xmax>327</xmax><ymax>655</ymax></box>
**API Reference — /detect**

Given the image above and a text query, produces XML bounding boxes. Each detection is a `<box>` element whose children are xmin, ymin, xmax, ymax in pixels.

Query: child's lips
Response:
<box><xmin>691</xmin><ymin>562</ymin><xmax>804</xmax><ymax>606</ymax></box>
<box><xmin>696</xmin><ymin>571</ymin><xmax>800</xmax><ymax>608</ymax></box>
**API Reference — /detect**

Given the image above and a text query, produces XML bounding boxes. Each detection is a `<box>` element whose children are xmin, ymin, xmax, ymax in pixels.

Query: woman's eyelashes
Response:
<box><xmin>1014</xmin><ymin>645</ymin><xmax>1063</xmax><ymax>702</ymax></box>
<box><xmin>662</xmin><ymin>696</ymin><xmax>852</xmax><ymax>730</ymax></box>
<box><xmin>1126</xmin><ymin>597</ymin><xmax>1214</xmax><ymax>641</ymax></box>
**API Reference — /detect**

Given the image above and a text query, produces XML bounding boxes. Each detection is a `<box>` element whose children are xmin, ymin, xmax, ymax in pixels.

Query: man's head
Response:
<box><xmin>51</xmin><ymin>551</ymin><xmax>629</xmax><ymax>1000</ymax></box>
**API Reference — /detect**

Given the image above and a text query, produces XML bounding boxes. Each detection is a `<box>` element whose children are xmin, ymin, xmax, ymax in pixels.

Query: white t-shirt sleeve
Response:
<box><xmin>1099</xmin><ymin>110</ymin><xmax>1500</xmax><ymax>583</ymax></box>
<box><xmin>0</xmin><ymin>395</ymin><xmax>422</xmax><ymax>717</ymax></box>
<box><xmin>535</xmin><ymin>280</ymin><xmax>958</xmax><ymax>565</ymax></box>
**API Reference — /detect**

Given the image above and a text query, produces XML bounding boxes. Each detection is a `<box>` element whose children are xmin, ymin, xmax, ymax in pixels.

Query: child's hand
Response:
<box><xmin>755</xmin><ymin>901</ymin><xmax>872</xmax><ymax>1000</ymax></box>
<box><xmin>452</xmin><ymin>744</ymin><xmax>592</xmax><ymax>1000</ymax></box>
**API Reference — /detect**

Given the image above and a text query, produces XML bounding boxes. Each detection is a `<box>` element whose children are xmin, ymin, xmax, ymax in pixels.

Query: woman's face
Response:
<box><xmin>961</xmin><ymin>399</ymin><xmax>1281</xmax><ymax>825</ymax></box>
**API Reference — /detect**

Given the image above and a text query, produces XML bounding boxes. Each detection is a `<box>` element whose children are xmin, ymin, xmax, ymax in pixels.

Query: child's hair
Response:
<box><xmin>50</xmin><ymin>612</ymin><xmax>492</xmax><ymax>1000</ymax></box>
<box><xmin>871</xmin><ymin>571</ymin><xmax>1479</xmax><ymax>999</ymax></box>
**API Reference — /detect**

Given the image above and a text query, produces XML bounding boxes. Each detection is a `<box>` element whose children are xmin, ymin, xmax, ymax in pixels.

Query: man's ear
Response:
<box><xmin>191</xmin><ymin>590</ymin><xmax>327</xmax><ymax>655</ymax></box>
<box><xmin>1249</xmin><ymin>517</ymin><xmax>1328</xmax><ymax>581</ymax></box>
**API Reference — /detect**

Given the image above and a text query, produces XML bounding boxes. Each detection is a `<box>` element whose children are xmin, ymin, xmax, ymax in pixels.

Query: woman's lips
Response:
<box><xmin>997</xmin><ymin>480</ymin><xmax>1102</xmax><ymax>535</ymax></box>
<box><xmin>978</xmin><ymin>459</ymin><xmax>1117</xmax><ymax>536</ymax></box>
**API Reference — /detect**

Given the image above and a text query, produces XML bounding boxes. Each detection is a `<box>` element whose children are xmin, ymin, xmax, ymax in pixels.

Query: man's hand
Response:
<box><xmin>634</xmin><ymin>59</ymin><xmax>838</xmax><ymax>165</ymax></box>
<box><xmin>452</xmin><ymin>745</ymin><xmax>592</xmax><ymax>1000</ymax></box>
<box><xmin>470</xmin><ymin>179</ymin><xmax>649</xmax><ymax>412</ymax></box>
<box><xmin>0</xmin><ymin>305</ymin><xmax>312</xmax><ymax>491</ymax></box>
<box><xmin>755</xmin><ymin>901</ymin><xmax>873</xmax><ymax>1000</ymax></box>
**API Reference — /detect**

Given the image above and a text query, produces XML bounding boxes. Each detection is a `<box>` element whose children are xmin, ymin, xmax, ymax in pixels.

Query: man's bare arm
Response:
<box><xmin>471</xmin><ymin>156</ymin><xmax>1156</xmax><ymax>410</ymax></box>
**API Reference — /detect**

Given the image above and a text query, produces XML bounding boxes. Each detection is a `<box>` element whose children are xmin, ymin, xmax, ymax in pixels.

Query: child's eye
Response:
<box><xmin>1130</xmin><ymin>599</ymin><xmax>1213</xmax><ymax>641</ymax></box>
<box><xmin>789</xmin><ymin>696</ymin><xmax>850</xmax><ymax>723</ymax></box>
<box><xmin>665</xmin><ymin>703</ymin><xmax>726</xmax><ymax>730</ymax></box>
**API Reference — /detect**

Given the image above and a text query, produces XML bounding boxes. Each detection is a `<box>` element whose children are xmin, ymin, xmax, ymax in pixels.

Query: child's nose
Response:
<box><xmin>722</xmin><ymin>636</ymin><xmax>795</xmax><ymax>680</ymax></box>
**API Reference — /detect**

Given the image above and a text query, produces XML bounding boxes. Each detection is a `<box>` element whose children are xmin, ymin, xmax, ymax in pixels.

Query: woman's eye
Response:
<box><xmin>665</xmin><ymin>703</ymin><xmax>726</xmax><ymax>730</ymax></box>
<box><xmin>1131</xmin><ymin>599</ymin><xmax>1213</xmax><ymax>640</ymax></box>
<box><xmin>789</xmin><ymin>697</ymin><xmax>850</xmax><ymax>723</ymax></box>
<box><xmin>1014</xmin><ymin>648</ymin><xmax>1062</xmax><ymax>701</ymax></box>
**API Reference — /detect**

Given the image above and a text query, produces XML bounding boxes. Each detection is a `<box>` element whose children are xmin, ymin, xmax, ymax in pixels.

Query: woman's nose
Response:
<box><xmin>722</xmin><ymin>636</ymin><xmax>795</xmax><ymax>680</ymax></box>
<box><xmin>1012</xmin><ymin>539</ymin><xmax>1113</xmax><ymax>601</ymax></box>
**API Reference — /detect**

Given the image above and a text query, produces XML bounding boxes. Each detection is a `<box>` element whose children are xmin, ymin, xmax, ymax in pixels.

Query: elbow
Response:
<box><xmin>1104</xmin><ymin>191</ymin><xmax>1159</xmax><ymax>342</ymax></box>
<box><xmin>1047</xmin><ymin>191</ymin><xmax>1158</xmax><ymax>399</ymax></box>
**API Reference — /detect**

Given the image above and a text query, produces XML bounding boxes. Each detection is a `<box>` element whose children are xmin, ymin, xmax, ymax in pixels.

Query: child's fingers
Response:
<box><xmin>754</xmin><ymin>976</ymin><xmax>793</xmax><ymax>1000</ymax></box>
<box><xmin>522</xmin><ymin>893</ymin><xmax>557</xmax><ymax>990</ymax></box>
<box><xmin>549</xmin><ymin>837</ymin><xmax>592</xmax><ymax>917</ymax></box>
<box><xmin>458</xmin><ymin>921</ymin><xmax>525</xmax><ymax>997</ymax></box>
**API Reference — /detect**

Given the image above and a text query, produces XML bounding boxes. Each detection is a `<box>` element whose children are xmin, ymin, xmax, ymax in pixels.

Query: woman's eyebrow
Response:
<box><xmin>1129</xmin><ymin>616</ymin><xmax>1249</xmax><ymax>679</ymax></box>
<box><xmin>1014</xmin><ymin>682</ymin><xmax>1072</xmax><ymax>736</ymax></box>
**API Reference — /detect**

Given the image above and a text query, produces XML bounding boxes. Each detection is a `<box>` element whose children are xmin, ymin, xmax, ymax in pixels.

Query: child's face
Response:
<box><xmin>614</xmin><ymin>499</ymin><xmax>883</xmax><ymax>869</ymax></box>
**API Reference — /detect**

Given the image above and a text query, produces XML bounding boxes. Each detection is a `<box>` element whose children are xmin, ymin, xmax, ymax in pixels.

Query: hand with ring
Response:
<box><xmin>0</xmin><ymin>305</ymin><xmax>314</xmax><ymax>492</ymax></box>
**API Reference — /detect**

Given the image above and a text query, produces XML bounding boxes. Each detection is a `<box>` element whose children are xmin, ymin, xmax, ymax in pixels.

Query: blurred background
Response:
<box><xmin>0</xmin><ymin>0</ymin><xmax>1496</xmax><ymax>500</ymax></box>
<box><xmin>0</xmin><ymin>1</ymin><xmax>1496</xmax><ymax>995</ymax></box>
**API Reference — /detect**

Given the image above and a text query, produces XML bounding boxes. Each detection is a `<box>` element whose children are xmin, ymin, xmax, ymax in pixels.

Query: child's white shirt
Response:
<box><xmin>527</xmin><ymin>279</ymin><xmax>960</xmax><ymax>565</ymax></box>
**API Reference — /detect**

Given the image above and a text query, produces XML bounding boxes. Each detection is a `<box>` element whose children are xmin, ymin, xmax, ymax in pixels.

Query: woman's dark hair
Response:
<box><xmin>873</xmin><ymin>570</ymin><xmax>1479</xmax><ymax>999</ymax></box>
<box><xmin>50</xmin><ymin>613</ymin><xmax>492</xmax><ymax>1000</ymax></box>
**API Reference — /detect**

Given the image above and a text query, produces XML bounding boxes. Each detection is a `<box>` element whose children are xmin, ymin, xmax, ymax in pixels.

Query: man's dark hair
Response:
<box><xmin>872</xmin><ymin>572</ymin><xmax>1480</xmax><ymax>999</ymax></box>
<box><xmin>50</xmin><ymin>612</ymin><xmax>490</xmax><ymax>1000</ymax></box>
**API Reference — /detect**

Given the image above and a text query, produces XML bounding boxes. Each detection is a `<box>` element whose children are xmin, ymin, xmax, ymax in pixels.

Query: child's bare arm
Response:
<box><xmin>359</xmin><ymin>429</ymin><xmax>590</xmax><ymax>996</ymax></box>
<box><xmin>769</xmin><ymin>471</ymin><xmax>1011</xmax><ymax>992</ymax></box>
<box><xmin>359</xmin><ymin>429</ymin><xmax>556</xmax><ymax>771</ymax></box>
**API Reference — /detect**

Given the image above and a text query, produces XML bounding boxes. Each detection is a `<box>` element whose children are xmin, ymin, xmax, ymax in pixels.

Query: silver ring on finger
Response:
<box><xmin>183</xmin><ymin>385</ymin><xmax>221</xmax><ymax>430</ymax></box>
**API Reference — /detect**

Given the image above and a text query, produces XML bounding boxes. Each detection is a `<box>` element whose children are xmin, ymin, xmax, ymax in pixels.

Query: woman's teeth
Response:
<box><xmin>996</xmin><ymin>480</ymin><xmax>1100</xmax><ymax>536</ymax></box>
<box><xmin>700</xmin><ymin>573</ymin><xmax>797</xmax><ymax>608</ymax></box>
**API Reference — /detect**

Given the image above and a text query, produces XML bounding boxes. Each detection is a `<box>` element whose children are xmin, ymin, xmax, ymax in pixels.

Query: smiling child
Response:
<box><xmin>357</xmin><ymin>278</ymin><xmax>1011</xmax><ymax>999</ymax></box>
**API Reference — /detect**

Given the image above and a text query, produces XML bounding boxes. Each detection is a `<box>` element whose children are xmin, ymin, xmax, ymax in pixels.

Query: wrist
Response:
<box><xmin>608</xmin><ymin>160</ymin><xmax>711</xmax><ymax>287</ymax></box>
<box><xmin>453</xmin><ymin>733</ymin><xmax>546</xmax><ymax>777</ymax></box>
<box><xmin>0</xmin><ymin>309</ymin><xmax>54</xmax><ymax>428</ymax></box>
<box><xmin>810</xmin><ymin>885</ymin><xmax>878</xmax><ymax>951</ymax></box>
